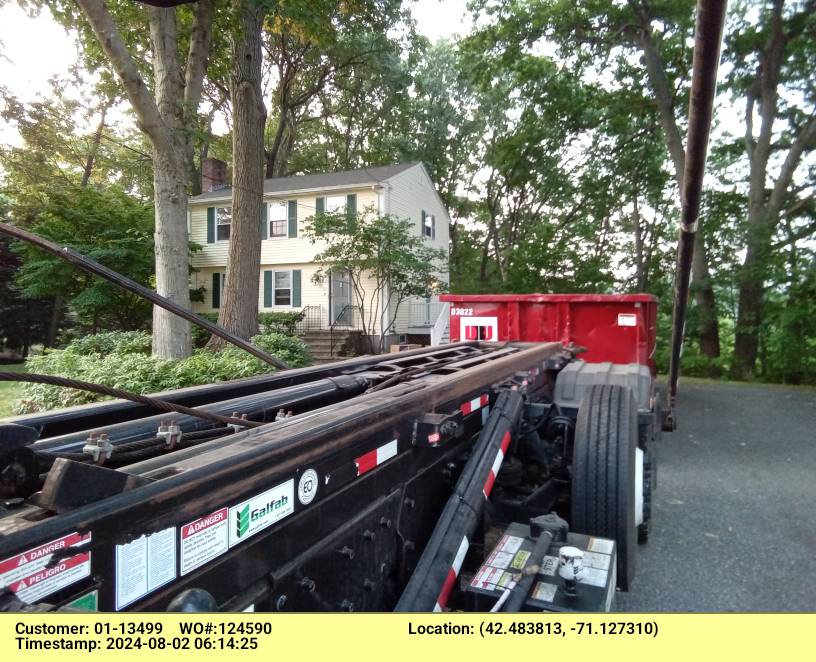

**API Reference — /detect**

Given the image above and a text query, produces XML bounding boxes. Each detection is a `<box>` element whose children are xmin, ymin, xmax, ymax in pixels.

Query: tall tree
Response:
<box><xmin>261</xmin><ymin>0</ymin><xmax>413</xmax><ymax>177</ymax></box>
<box><xmin>726</xmin><ymin>0</ymin><xmax>816</xmax><ymax>377</ymax></box>
<box><xmin>64</xmin><ymin>0</ymin><xmax>215</xmax><ymax>359</ymax></box>
<box><xmin>466</xmin><ymin>0</ymin><xmax>722</xmax><ymax>356</ymax></box>
<box><xmin>209</xmin><ymin>0</ymin><xmax>267</xmax><ymax>347</ymax></box>
<box><xmin>207</xmin><ymin>0</ymin><xmax>414</xmax><ymax>346</ymax></box>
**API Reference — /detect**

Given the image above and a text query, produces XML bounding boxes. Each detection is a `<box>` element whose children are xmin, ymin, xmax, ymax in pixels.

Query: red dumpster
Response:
<box><xmin>440</xmin><ymin>294</ymin><xmax>659</xmax><ymax>375</ymax></box>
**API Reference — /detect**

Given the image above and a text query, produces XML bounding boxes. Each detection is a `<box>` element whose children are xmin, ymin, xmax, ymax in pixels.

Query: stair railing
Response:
<box><xmin>330</xmin><ymin>304</ymin><xmax>359</xmax><ymax>358</ymax></box>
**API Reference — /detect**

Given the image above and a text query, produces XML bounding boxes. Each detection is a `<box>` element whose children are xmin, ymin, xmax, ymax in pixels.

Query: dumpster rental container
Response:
<box><xmin>440</xmin><ymin>294</ymin><xmax>659</xmax><ymax>374</ymax></box>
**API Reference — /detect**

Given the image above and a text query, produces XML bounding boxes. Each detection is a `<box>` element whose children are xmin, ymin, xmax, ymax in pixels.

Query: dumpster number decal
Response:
<box><xmin>461</xmin><ymin>316</ymin><xmax>498</xmax><ymax>342</ymax></box>
<box><xmin>617</xmin><ymin>313</ymin><xmax>637</xmax><ymax>327</ymax></box>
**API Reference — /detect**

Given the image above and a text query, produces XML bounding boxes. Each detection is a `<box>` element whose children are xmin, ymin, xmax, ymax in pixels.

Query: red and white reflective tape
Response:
<box><xmin>433</xmin><ymin>535</ymin><xmax>470</xmax><ymax>612</ymax></box>
<box><xmin>460</xmin><ymin>393</ymin><xmax>489</xmax><ymax>416</ymax></box>
<box><xmin>482</xmin><ymin>431</ymin><xmax>512</xmax><ymax>499</ymax></box>
<box><xmin>354</xmin><ymin>440</ymin><xmax>398</xmax><ymax>476</ymax></box>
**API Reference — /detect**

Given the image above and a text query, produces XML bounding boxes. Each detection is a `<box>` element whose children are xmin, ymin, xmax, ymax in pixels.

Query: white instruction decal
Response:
<box><xmin>181</xmin><ymin>508</ymin><xmax>229</xmax><ymax>575</ymax></box>
<box><xmin>229</xmin><ymin>480</ymin><xmax>294</xmax><ymax>548</ymax></box>
<box><xmin>494</xmin><ymin>535</ymin><xmax>524</xmax><ymax>555</ymax></box>
<box><xmin>470</xmin><ymin>565</ymin><xmax>504</xmax><ymax>590</ymax></box>
<box><xmin>485</xmin><ymin>549</ymin><xmax>514</xmax><ymax>569</ymax></box>
<box><xmin>580</xmin><ymin>567</ymin><xmax>609</xmax><ymax>588</ymax></box>
<box><xmin>115</xmin><ymin>527</ymin><xmax>176</xmax><ymax>610</ymax></box>
<box><xmin>531</xmin><ymin>581</ymin><xmax>557</xmax><ymax>602</ymax></box>
<box><xmin>588</xmin><ymin>537</ymin><xmax>614</xmax><ymax>555</ymax></box>
<box><xmin>617</xmin><ymin>313</ymin><xmax>637</xmax><ymax>327</ymax></box>
<box><xmin>0</xmin><ymin>532</ymin><xmax>91</xmax><ymax>603</ymax></box>
<box><xmin>584</xmin><ymin>550</ymin><xmax>611</xmax><ymax>570</ymax></box>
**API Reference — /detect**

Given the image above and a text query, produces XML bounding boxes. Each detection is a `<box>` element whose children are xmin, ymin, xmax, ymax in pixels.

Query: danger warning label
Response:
<box><xmin>0</xmin><ymin>532</ymin><xmax>91</xmax><ymax>603</ymax></box>
<box><xmin>180</xmin><ymin>508</ymin><xmax>229</xmax><ymax>575</ymax></box>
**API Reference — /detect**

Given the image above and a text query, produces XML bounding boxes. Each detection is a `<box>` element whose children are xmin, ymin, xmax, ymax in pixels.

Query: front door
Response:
<box><xmin>330</xmin><ymin>270</ymin><xmax>352</xmax><ymax>326</ymax></box>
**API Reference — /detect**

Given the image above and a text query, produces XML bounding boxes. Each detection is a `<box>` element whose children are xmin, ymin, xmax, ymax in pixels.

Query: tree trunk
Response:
<box><xmin>81</xmin><ymin>102</ymin><xmax>109</xmax><ymax>188</ymax></box>
<box><xmin>75</xmin><ymin>0</ymin><xmax>214</xmax><ymax>360</ymax></box>
<box><xmin>632</xmin><ymin>194</ymin><xmax>645</xmax><ymax>290</ymax></box>
<box><xmin>209</xmin><ymin>1</ymin><xmax>266</xmax><ymax>348</ymax></box>
<box><xmin>152</xmin><ymin>145</ymin><xmax>193</xmax><ymax>358</ymax></box>
<box><xmin>46</xmin><ymin>297</ymin><xmax>62</xmax><ymax>347</ymax></box>
<box><xmin>265</xmin><ymin>108</ymin><xmax>296</xmax><ymax>177</ymax></box>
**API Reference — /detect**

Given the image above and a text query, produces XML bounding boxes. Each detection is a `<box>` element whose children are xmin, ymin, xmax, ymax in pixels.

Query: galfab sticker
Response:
<box><xmin>0</xmin><ymin>532</ymin><xmax>91</xmax><ymax>604</ymax></box>
<box><xmin>229</xmin><ymin>480</ymin><xmax>295</xmax><ymax>548</ymax></box>
<box><xmin>180</xmin><ymin>508</ymin><xmax>229</xmax><ymax>575</ymax></box>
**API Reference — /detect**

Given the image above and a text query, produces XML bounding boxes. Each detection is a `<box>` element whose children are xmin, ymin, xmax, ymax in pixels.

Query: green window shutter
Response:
<box><xmin>288</xmin><ymin>200</ymin><xmax>298</xmax><ymax>238</ymax></box>
<box><xmin>316</xmin><ymin>197</ymin><xmax>325</xmax><ymax>214</ymax></box>
<box><xmin>263</xmin><ymin>271</ymin><xmax>272</xmax><ymax>308</ymax></box>
<box><xmin>292</xmin><ymin>269</ymin><xmax>301</xmax><ymax>307</ymax></box>
<box><xmin>432</xmin><ymin>214</ymin><xmax>436</xmax><ymax>240</ymax></box>
<box><xmin>421</xmin><ymin>210</ymin><xmax>426</xmax><ymax>236</ymax></box>
<box><xmin>346</xmin><ymin>194</ymin><xmax>357</xmax><ymax>233</ymax></box>
<box><xmin>260</xmin><ymin>203</ymin><xmax>268</xmax><ymax>240</ymax></box>
<box><xmin>211</xmin><ymin>272</ymin><xmax>220</xmax><ymax>308</ymax></box>
<box><xmin>207</xmin><ymin>207</ymin><xmax>215</xmax><ymax>243</ymax></box>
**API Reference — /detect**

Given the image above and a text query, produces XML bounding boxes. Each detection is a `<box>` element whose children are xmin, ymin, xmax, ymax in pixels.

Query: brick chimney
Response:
<box><xmin>201</xmin><ymin>158</ymin><xmax>227</xmax><ymax>193</ymax></box>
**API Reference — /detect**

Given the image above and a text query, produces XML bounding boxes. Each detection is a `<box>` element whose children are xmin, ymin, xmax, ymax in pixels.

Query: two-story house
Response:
<box><xmin>187</xmin><ymin>162</ymin><xmax>451</xmax><ymax>354</ymax></box>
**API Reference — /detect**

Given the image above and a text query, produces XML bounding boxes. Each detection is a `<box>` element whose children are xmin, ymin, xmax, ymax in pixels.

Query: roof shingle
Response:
<box><xmin>190</xmin><ymin>162</ymin><xmax>419</xmax><ymax>203</ymax></box>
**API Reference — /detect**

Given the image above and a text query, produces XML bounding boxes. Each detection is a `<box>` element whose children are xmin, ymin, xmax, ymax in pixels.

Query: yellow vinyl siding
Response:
<box><xmin>191</xmin><ymin>264</ymin><xmax>384</xmax><ymax>334</ymax></box>
<box><xmin>188</xmin><ymin>168</ymin><xmax>449</xmax><ymax>336</ymax></box>
<box><xmin>190</xmin><ymin>188</ymin><xmax>378</xmax><ymax>269</ymax></box>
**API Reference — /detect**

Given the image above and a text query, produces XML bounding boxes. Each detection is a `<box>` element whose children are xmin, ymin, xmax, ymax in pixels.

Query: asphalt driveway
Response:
<box><xmin>616</xmin><ymin>380</ymin><xmax>816</xmax><ymax>611</ymax></box>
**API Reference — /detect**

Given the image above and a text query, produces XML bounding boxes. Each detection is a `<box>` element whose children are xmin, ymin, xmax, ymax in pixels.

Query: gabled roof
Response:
<box><xmin>189</xmin><ymin>162</ymin><xmax>419</xmax><ymax>203</ymax></box>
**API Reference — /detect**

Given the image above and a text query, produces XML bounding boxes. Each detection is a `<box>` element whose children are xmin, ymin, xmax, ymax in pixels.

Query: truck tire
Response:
<box><xmin>571</xmin><ymin>384</ymin><xmax>637</xmax><ymax>591</ymax></box>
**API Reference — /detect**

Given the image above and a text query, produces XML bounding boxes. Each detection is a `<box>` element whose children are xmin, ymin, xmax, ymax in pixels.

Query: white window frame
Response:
<box><xmin>212</xmin><ymin>271</ymin><xmax>226</xmax><ymax>309</ymax></box>
<box><xmin>270</xmin><ymin>269</ymin><xmax>293</xmax><ymax>307</ymax></box>
<box><xmin>216</xmin><ymin>207</ymin><xmax>232</xmax><ymax>242</ymax></box>
<box><xmin>423</xmin><ymin>210</ymin><xmax>435</xmax><ymax>239</ymax></box>
<box><xmin>325</xmin><ymin>195</ymin><xmax>346</xmax><ymax>213</ymax></box>
<box><xmin>268</xmin><ymin>201</ymin><xmax>288</xmax><ymax>239</ymax></box>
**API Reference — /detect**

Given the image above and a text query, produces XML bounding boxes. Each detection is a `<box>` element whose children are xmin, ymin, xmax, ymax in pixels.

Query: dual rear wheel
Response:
<box><xmin>571</xmin><ymin>384</ymin><xmax>652</xmax><ymax>592</ymax></box>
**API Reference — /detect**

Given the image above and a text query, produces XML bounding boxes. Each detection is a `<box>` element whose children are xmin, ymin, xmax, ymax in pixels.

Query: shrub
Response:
<box><xmin>190</xmin><ymin>312</ymin><xmax>305</xmax><ymax>347</ymax></box>
<box><xmin>190</xmin><ymin>313</ymin><xmax>219</xmax><ymax>348</ymax></box>
<box><xmin>66</xmin><ymin>330</ymin><xmax>153</xmax><ymax>356</ymax></box>
<box><xmin>14</xmin><ymin>331</ymin><xmax>311</xmax><ymax>414</ymax></box>
<box><xmin>259</xmin><ymin>310</ymin><xmax>305</xmax><ymax>336</ymax></box>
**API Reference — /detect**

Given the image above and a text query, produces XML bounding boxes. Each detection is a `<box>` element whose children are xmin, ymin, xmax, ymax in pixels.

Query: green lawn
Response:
<box><xmin>0</xmin><ymin>363</ymin><xmax>26</xmax><ymax>418</ymax></box>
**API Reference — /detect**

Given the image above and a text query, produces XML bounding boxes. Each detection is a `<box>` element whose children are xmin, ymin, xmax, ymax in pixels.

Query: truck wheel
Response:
<box><xmin>571</xmin><ymin>384</ymin><xmax>637</xmax><ymax>591</ymax></box>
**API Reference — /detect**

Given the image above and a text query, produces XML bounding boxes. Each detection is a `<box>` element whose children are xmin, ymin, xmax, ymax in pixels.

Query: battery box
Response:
<box><xmin>462</xmin><ymin>521</ymin><xmax>617</xmax><ymax>612</ymax></box>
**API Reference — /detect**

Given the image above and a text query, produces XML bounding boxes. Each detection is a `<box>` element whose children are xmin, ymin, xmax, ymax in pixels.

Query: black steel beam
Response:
<box><xmin>396</xmin><ymin>389</ymin><xmax>524</xmax><ymax>612</ymax></box>
<box><xmin>668</xmin><ymin>0</ymin><xmax>728</xmax><ymax>412</ymax></box>
<box><xmin>0</xmin><ymin>343</ymin><xmax>561</xmax><ymax>547</ymax></box>
<box><xmin>7</xmin><ymin>343</ymin><xmax>481</xmax><ymax>439</ymax></box>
